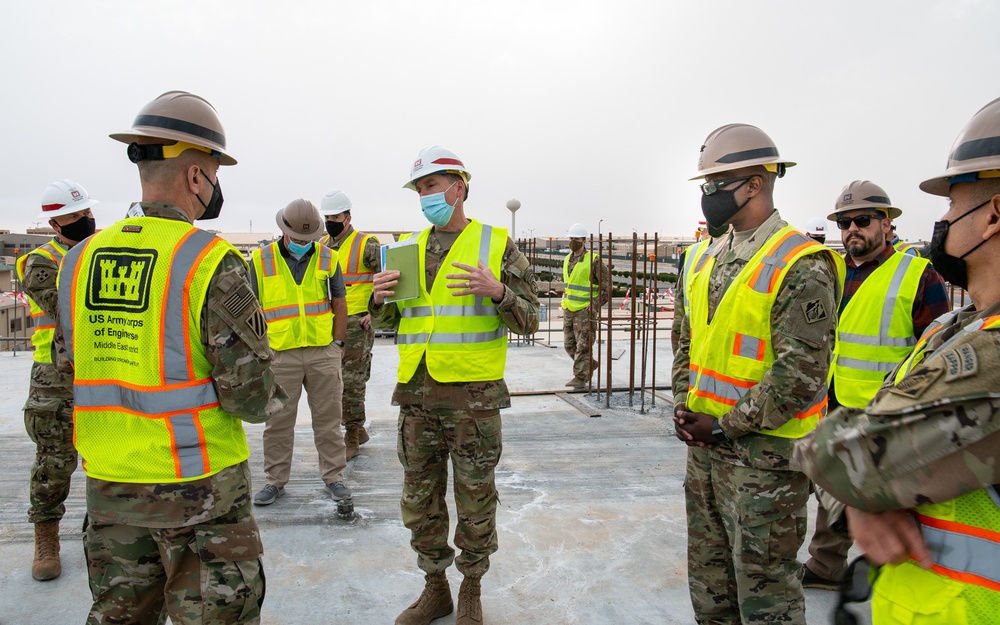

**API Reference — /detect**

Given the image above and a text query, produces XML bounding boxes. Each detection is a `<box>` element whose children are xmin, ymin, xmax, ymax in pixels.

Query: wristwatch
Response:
<box><xmin>333</xmin><ymin>339</ymin><xmax>346</xmax><ymax>348</ymax></box>
<box><xmin>711</xmin><ymin>420</ymin><xmax>729</xmax><ymax>443</ymax></box>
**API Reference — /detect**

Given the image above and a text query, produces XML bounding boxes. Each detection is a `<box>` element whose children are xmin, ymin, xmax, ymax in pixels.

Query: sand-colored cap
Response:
<box><xmin>276</xmin><ymin>199</ymin><xmax>325</xmax><ymax>240</ymax></box>
<box><xmin>828</xmin><ymin>180</ymin><xmax>901</xmax><ymax>220</ymax></box>
<box><xmin>691</xmin><ymin>123</ymin><xmax>795</xmax><ymax>180</ymax></box>
<box><xmin>921</xmin><ymin>96</ymin><xmax>1000</xmax><ymax>197</ymax></box>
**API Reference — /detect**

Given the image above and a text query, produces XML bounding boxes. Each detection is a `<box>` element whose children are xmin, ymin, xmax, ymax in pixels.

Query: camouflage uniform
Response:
<box><xmin>20</xmin><ymin>241</ymin><xmax>77</xmax><ymax>524</ymax></box>
<box><xmin>672</xmin><ymin>210</ymin><xmax>840</xmax><ymax>625</ymax></box>
<box><xmin>325</xmin><ymin>226</ymin><xmax>381</xmax><ymax>431</ymax></box>
<box><xmin>562</xmin><ymin>252</ymin><xmax>610</xmax><ymax>382</ymax></box>
<box><xmin>55</xmin><ymin>203</ymin><xmax>288</xmax><ymax>625</ymax></box>
<box><xmin>372</xmin><ymin>228</ymin><xmax>539</xmax><ymax>578</ymax></box>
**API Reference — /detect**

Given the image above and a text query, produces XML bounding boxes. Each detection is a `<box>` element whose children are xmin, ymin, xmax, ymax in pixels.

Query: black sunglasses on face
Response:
<box><xmin>833</xmin><ymin>556</ymin><xmax>876</xmax><ymax>625</ymax></box>
<box><xmin>836</xmin><ymin>214</ymin><xmax>884</xmax><ymax>230</ymax></box>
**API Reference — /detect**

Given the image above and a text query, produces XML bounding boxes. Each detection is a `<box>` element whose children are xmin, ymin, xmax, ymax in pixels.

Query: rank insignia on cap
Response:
<box><xmin>889</xmin><ymin>365</ymin><xmax>943</xmax><ymax>399</ymax></box>
<box><xmin>801</xmin><ymin>298</ymin><xmax>828</xmax><ymax>324</ymax></box>
<box><xmin>943</xmin><ymin>344</ymin><xmax>978</xmax><ymax>382</ymax></box>
<box><xmin>246</xmin><ymin>309</ymin><xmax>267</xmax><ymax>340</ymax></box>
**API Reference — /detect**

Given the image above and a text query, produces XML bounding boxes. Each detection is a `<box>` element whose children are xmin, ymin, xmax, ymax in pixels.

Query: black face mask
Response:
<box><xmin>326</xmin><ymin>220</ymin><xmax>346</xmax><ymax>238</ymax></box>
<box><xmin>58</xmin><ymin>216</ymin><xmax>96</xmax><ymax>243</ymax></box>
<box><xmin>196</xmin><ymin>172</ymin><xmax>224</xmax><ymax>220</ymax></box>
<box><xmin>708</xmin><ymin>222</ymin><xmax>731</xmax><ymax>239</ymax></box>
<box><xmin>927</xmin><ymin>198</ymin><xmax>991</xmax><ymax>290</ymax></box>
<box><xmin>701</xmin><ymin>178</ymin><xmax>751</xmax><ymax>230</ymax></box>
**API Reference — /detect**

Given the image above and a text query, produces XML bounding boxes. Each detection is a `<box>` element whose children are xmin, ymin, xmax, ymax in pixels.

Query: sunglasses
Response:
<box><xmin>700</xmin><ymin>176</ymin><xmax>754</xmax><ymax>196</ymax></box>
<box><xmin>833</xmin><ymin>556</ymin><xmax>876</xmax><ymax>625</ymax></box>
<box><xmin>836</xmin><ymin>214</ymin><xmax>884</xmax><ymax>230</ymax></box>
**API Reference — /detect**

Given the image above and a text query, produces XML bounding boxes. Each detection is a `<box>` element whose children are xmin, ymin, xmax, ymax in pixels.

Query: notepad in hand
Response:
<box><xmin>381</xmin><ymin>241</ymin><xmax>420</xmax><ymax>303</ymax></box>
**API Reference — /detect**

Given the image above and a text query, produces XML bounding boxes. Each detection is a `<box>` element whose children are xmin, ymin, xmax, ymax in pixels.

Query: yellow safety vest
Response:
<box><xmin>396</xmin><ymin>220</ymin><xmax>508</xmax><ymax>383</ymax></box>
<box><xmin>871</xmin><ymin>314</ymin><xmax>1000</xmax><ymax>625</ymax></box>
<box><xmin>894</xmin><ymin>239</ymin><xmax>921</xmax><ymax>257</ymax></box>
<box><xmin>686</xmin><ymin>226</ymin><xmax>844</xmax><ymax>438</ymax></box>
<box><xmin>832</xmin><ymin>252</ymin><xmax>929</xmax><ymax>407</ymax></box>
<box><xmin>16</xmin><ymin>239</ymin><xmax>66</xmax><ymax>364</ymax></box>
<box><xmin>681</xmin><ymin>240</ymin><xmax>711</xmax><ymax>320</ymax></box>
<box><xmin>323</xmin><ymin>230</ymin><xmax>375</xmax><ymax>315</ymax></box>
<box><xmin>58</xmin><ymin>217</ymin><xmax>249</xmax><ymax>483</ymax></box>
<box><xmin>561</xmin><ymin>251</ymin><xmax>597</xmax><ymax>312</ymax></box>
<box><xmin>251</xmin><ymin>241</ymin><xmax>337</xmax><ymax>351</ymax></box>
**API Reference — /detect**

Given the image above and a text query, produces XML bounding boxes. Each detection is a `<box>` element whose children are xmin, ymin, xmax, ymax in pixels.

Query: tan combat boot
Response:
<box><xmin>456</xmin><ymin>576</ymin><xmax>483</xmax><ymax>625</ymax></box>
<box><xmin>345</xmin><ymin>427</ymin><xmax>360</xmax><ymax>461</ymax></box>
<box><xmin>395</xmin><ymin>571</ymin><xmax>453</xmax><ymax>625</ymax></box>
<box><xmin>357</xmin><ymin>425</ymin><xmax>370</xmax><ymax>445</ymax></box>
<box><xmin>32</xmin><ymin>520</ymin><xmax>61</xmax><ymax>581</ymax></box>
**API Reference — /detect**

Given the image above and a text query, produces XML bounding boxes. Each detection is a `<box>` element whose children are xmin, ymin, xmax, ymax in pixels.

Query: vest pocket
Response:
<box><xmin>872</xmin><ymin>561</ymin><xmax>966</xmax><ymax>624</ymax></box>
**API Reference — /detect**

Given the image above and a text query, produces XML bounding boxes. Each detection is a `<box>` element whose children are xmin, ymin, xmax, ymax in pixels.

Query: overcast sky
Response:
<box><xmin>2</xmin><ymin>1</ymin><xmax>998</xmax><ymax>243</ymax></box>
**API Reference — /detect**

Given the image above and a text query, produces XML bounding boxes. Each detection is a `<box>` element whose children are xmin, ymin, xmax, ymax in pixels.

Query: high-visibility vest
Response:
<box><xmin>323</xmin><ymin>230</ymin><xmax>375</xmax><ymax>315</ymax></box>
<box><xmin>871</xmin><ymin>314</ymin><xmax>1000</xmax><ymax>624</ymax></box>
<box><xmin>686</xmin><ymin>226</ymin><xmax>844</xmax><ymax>438</ymax></box>
<box><xmin>15</xmin><ymin>239</ymin><xmax>66</xmax><ymax>364</ymax></box>
<box><xmin>681</xmin><ymin>240</ymin><xmax>711</xmax><ymax>319</ymax></box>
<box><xmin>894</xmin><ymin>239</ymin><xmax>921</xmax><ymax>257</ymax></box>
<box><xmin>57</xmin><ymin>217</ymin><xmax>249</xmax><ymax>483</ymax></box>
<box><xmin>832</xmin><ymin>252</ymin><xmax>929</xmax><ymax>407</ymax></box>
<box><xmin>251</xmin><ymin>241</ymin><xmax>337</xmax><ymax>351</ymax></box>
<box><xmin>396</xmin><ymin>220</ymin><xmax>508</xmax><ymax>383</ymax></box>
<box><xmin>561</xmin><ymin>251</ymin><xmax>598</xmax><ymax>312</ymax></box>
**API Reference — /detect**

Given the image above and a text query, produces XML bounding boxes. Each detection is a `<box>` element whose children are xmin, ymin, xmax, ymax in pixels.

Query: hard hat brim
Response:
<box><xmin>275</xmin><ymin>211</ymin><xmax>326</xmax><ymax>241</ymax></box>
<box><xmin>110</xmin><ymin>130</ymin><xmax>237</xmax><ymax>166</ymax></box>
<box><xmin>37</xmin><ymin>199</ymin><xmax>100</xmax><ymax>220</ymax></box>
<box><xmin>689</xmin><ymin>160</ymin><xmax>797</xmax><ymax>181</ymax></box>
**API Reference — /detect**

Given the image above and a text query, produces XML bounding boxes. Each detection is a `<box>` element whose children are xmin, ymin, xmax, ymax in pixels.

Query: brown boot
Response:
<box><xmin>345</xmin><ymin>427</ymin><xmax>360</xmax><ymax>461</ymax></box>
<box><xmin>565</xmin><ymin>377</ymin><xmax>585</xmax><ymax>389</ymax></box>
<box><xmin>456</xmin><ymin>576</ymin><xmax>483</xmax><ymax>625</ymax></box>
<box><xmin>357</xmin><ymin>425</ymin><xmax>370</xmax><ymax>445</ymax></box>
<box><xmin>32</xmin><ymin>521</ymin><xmax>61</xmax><ymax>581</ymax></box>
<box><xmin>395</xmin><ymin>571</ymin><xmax>453</xmax><ymax>625</ymax></box>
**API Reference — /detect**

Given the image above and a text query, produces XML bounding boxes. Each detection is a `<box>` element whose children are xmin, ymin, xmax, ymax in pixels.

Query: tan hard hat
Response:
<box><xmin>920</xmin><ymin>96</ymin><xmax>1000</xmax><ymax>197</ymax></box>
<box><xmin>691</xmin><ymin>123</ymin><xmax>796</xmax><ymax>180</ymax></box>
<box><xmin>276</xmin><ymin>199</ymin><xmax>325</xmax><ymax>241</ymax></box>
<box><xmin>110</xmin><ymin>91</ymin><xmax>236</xmax><ymax>165</ymax></box>
<box><xmin>828</xmin><ymin>180</ymin><xmax>902</xmax><ymax>220</ymax></box>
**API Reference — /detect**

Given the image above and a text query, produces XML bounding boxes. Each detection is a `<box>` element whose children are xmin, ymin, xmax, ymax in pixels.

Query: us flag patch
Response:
<box><xmin>224</xmin><ymin>286</ymin><xmax>255</xmax><ymax>318</ymax></box>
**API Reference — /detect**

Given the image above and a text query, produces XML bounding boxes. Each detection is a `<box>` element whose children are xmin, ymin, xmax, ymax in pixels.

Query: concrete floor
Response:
<box><xmin>0</xmin><ymin>332</ymin><xmax>868</xmax><ymax>624</ymax></box>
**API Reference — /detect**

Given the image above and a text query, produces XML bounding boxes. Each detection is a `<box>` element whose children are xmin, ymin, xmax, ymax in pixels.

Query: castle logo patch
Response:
<box><xmin>889</xmin><ymin>365</ymin><xmax>943</xmax><ymax>399</ymax></box>
<box><xmin>85</xmin><ymin>248</ymin><xmax>157</xmax><ymax>313</ymax></box>
<box><xmin>801</xmin><ymin>298</ymin><xmax>828</xmax><ymax>324</ymax></box>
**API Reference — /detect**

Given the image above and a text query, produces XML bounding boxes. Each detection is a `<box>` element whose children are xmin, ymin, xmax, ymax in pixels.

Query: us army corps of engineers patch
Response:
<box><xmin>801</xmin><ymin>298</ymin><xmax>828</xmax><ymax>324</ymax></box>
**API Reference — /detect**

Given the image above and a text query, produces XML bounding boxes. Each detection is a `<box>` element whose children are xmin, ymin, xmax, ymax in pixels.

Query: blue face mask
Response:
<box><xmin>420</xmin><ymin>182</ymin><xmax>457</xmax><ymax>226</ymax></box>
<box><xmin>287</xmin><ymin>240</ymin><xmax>313</xmax><ymax>258</ymax></box>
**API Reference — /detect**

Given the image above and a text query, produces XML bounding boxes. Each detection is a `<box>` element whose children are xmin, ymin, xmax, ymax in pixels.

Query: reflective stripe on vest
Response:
<box><xmin>252</xmin><ymin>242</ymin><xmax>336</xmax><ymax>350</ymax></box>
<box><xmin>395</xmin><ymin>220</ymin><xmax>508</xmax><ymax>383</ymax></box>
<box><xmin>832</xmin><ymin>252</ymin><xmax>926</xmax><ymax>407</ymax></box>
<box><xmin>686</xmin><ymin>226</ymin><xmax>844</xmax><ymax>438</ymax></box>
<box><xmin>561</xmin><ymin>252</ymin><xmax>597</xmax><ymax>311</ymax></box>
<box><xmin>894</xmin><ymin>240</ymin><xmax>921</xmax><ymax>257</ymax></box>
<box><xmin>328</xmin><ymin>230</ymin><xmax>375</xmax><ymax>315</ymax></box>
<box><xmin>58</xmin><ymin>220</ymin><xmax>248</xmax><ymax>482</ymax></box>
<box><xmin>16</xmin><ymin>240</ymin><xmax>67</xmax><ymax>364</ymax></box>
<box><xmin>919</xmin><ymin>508</ymin><xmax>1000</xmax><ymax>591</ymax></box>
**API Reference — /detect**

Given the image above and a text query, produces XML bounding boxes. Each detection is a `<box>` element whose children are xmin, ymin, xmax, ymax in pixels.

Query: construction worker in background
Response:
<box><xmin>796</xmin><ymin>97</ymin><xmax>1000</xmax><ymax>624</ymax></box>
<box><xmin>805</xmin><ymin>215</ymin><xmax>827</xmax><ymax>244</ymax></box>
<box><xmin>800</xmin><ymin>180</ymin><xmax>950</xmax><ymax>591</ymax></box>
<box><xmin>561</xmin><ymin>222</ymin><xmax>610</xmax><ymax>389</ymax></box>
<box><xmin>55</xmin><ymin>90</ymin><xmax>287</xmax><ymax>623</ymax></box>
<box><xmin>16</xmin><ymin>179</ymin><xmax>97</xmax><ymax>581</ymax></box>
<box><xmin>672</xmin><ymin>123</ymin><xmax>843</xmax><ymax>625</ymax></box>
<box><xmin>371</xmin><ymin>146</ymin><xmax>539</xmax><ymax>625</ymax></box>
<box><xmin>889</xmin><ymin>224</ymin><xmax>921</xmax><ymax>256</ymax></box>
<box><xmin>249</xmin><ymin>199</ymin><xmax>352</xmax><ymax>511</ymax></box>
<box><xmin>320</xmin><ymin>188</ymin><xmax>381</xmax><ymax>460</ymax></box>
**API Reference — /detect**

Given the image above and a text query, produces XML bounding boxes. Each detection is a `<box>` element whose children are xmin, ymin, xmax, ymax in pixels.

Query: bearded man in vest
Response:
<box><xmin>672</xmin><ymin>124</ymin><xmax>843</xmax><ymax>625</ymax></box>
<box><xmin>561</xmin><ymin>222</ymin><xmax>609</xmax><ymax>389</ymax></box>
<box><xmin>17</xmin><ymin>179</ymin><xmax>98</xmax><ymax>581</ymax></box>
<box><xmin>55</xmin><ymin>91</ymin><xmax>288</xmax><ymax>624</ymax></box>
<box><xmin>801</xmin><ymin>181</ymin><xmax>950</xmax><ymax>591</ymax></box>
<box><xmin>319</xmin><ymin>189</ymin><xmax>381</xmax><ymax>460</ymax></box>
<box><xmin>249</xmin><ymin>199</ymin><xmax>352</xmax><ymax>508</ymax></box>
<box><xmin>371</xmin><ymin>146</ymin><xmax>539</xmax><ymax>625</ymax></box>
<box><xmin>798</xmin><ymin>97</ymin><xmax>1000</xmax><ymax>625</ymax></box>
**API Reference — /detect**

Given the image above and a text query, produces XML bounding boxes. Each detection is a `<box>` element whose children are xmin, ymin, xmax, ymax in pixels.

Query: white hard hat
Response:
<box><xmin>38</xmin><ymin>179</ymin><xmax>99</xmax><ymax>220</ymax></box>
<box><xmin>567</xmin><ymin>223</ymin><xmax>589</xmax><ymax>238</ymax></box>
<box><xmin>805</xmin><ymin>216</ymin><xmax>827</xmax><ymax>238</ymax></box>
<box><xmin>691</xmin><ymin>123</ymin><xmax>795</xmax><ymax>180</ymax></box>
<box><xmin>921</xmin><ymin>96</ymin><xmax>1000</xmax><ymax>197</ymax></box>
<box><xmin>403</xmin><ymin>146</ymin><xmax>472</xmax><ymax>190</ymax></box>
<box><xmin>320</xmin><ymin>189</ymin><xmax>352</xmax><ymax>216</ymax></box>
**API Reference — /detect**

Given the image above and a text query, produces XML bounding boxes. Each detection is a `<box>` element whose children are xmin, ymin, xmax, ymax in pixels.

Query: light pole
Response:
<box><xmin>506</xmin><ymin>199</ymin><xmax>520</xmax><ymax>238</ymax></box>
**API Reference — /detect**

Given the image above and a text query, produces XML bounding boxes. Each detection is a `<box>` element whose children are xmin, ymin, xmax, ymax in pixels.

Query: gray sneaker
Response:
<box><xmin>326</xmin><ymin>481</ymin><xmax>352</xmax><ymax>501</ymax></box>
<box><xmin>253</xmin><ymin>484</ymin><xmax>284</xmax><ymax>506</ymax></box>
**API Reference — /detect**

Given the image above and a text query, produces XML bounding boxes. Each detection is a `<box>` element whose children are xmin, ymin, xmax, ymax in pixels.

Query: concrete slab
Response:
<box><xmin>0</xmin><ymin>339</ymin><xmax>869</xmax><ymax>624</ymax></box>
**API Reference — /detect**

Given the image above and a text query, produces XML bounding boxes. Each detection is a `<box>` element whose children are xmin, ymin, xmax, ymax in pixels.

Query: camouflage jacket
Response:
<box><xmin>371</xmin><ymin>225</ymin><xmax>540</xmax><ymax>409</ymax></box>
<box><xmin>672</xmin><ymin>210</ymin><xmax>841</xmax><ymax>470</ymax></box>
<box><xmin>565</xmin><ymin>250</ymin><xmax>612</xmax><ymax>308</ymax></box>
<box><xmin>795</xmin><ymin>301</ymin><xmax>1000</xmax><ymax>512</ymax></box>
<box><xmin>21</xmin><ymin>238</ymin><xmax>73</xmax><ymax>396</ymax></box>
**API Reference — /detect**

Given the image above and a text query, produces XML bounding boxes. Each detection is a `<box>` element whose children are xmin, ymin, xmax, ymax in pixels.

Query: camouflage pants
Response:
<box><xmin>805</xmin><ymin>490</ymin><xmax>852</xmax><ymax>580</ymax></box>
<box><xmin>397</xmin><ymin>403</ymin><xmax>503</xmax><ymax>578</ymax></box>
<box><xmin>342</xmin><ymin>313</ymin><xmax>374</xmax><ymax>429</ymax></box>
<box><xmin>685</xmin><ymin>447</ymin><xmax>808</xmax><ymax>625</ymax></box>
<box><xmin>84</xmin><ymin>502</ymin><xmax>264</xmax><ymax>625</ymax></box>
<box><xmin>563</xmin><ymin>307</ymin><xmax>597</xmax><ymax>380</ymax></box>
<box><xmin>24</xmin><ymin>393</ymin><xmax>77</xmax><ymax>524</ymax></box>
